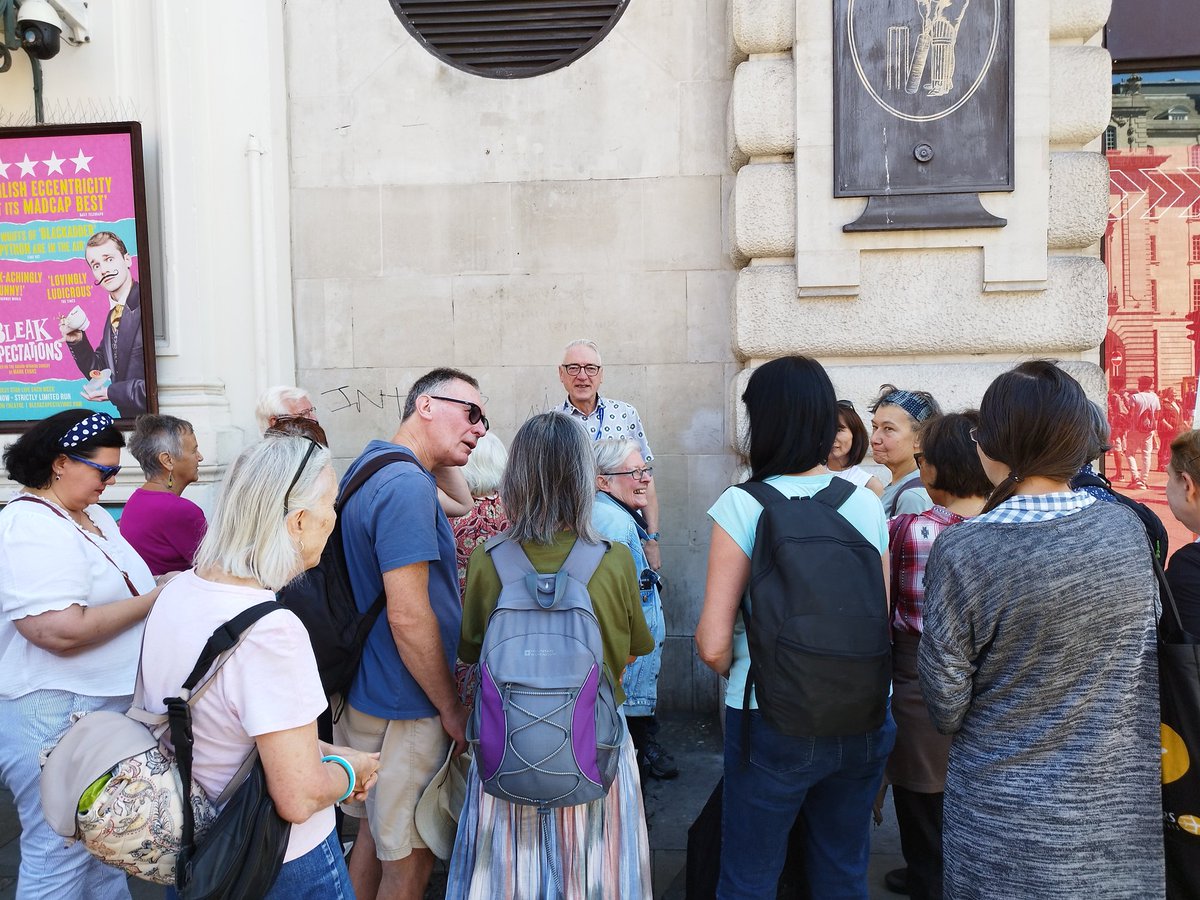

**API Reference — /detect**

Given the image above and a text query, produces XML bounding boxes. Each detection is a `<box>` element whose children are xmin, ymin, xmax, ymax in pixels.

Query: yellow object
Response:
<box><xmin>1179</xmin><ymin>815</ymin><xmax>1200</xmax><ymax>836</ymax></box>
<box><xmin>77</xmin><ymin>773</ymin><xmax>112</xmax><ymax>815</ymax></box>
<box><xmin>1162</xmin><ymin>723</ymin><xmax>1190</xmax><ymax>784</ymax></box>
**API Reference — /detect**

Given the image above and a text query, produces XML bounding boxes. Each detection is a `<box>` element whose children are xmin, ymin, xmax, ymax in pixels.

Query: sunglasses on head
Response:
<box><xmin>283</xmin><ymin>438</ymin><xmax>320</xmax><ymax>513</ymax></box>
<box><xmin>429</xmin><ymin>395</ymin><xmax>490</xmax><ymax>432</ymax></box>
<box><xmin>67</xmin><ymin>453</ymin><xmax>121</xmax><ymax>482</ymax></box>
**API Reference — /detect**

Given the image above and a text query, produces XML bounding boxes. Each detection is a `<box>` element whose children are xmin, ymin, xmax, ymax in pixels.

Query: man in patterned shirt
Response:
<box><xmin>557</xmin><ymin>338</ymin><xmax>661</xmax><ymax>569</ymax></box>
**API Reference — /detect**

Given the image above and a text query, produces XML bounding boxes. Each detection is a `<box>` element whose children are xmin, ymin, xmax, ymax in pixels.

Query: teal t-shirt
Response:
<box><xmin>706</xmin><ymin>473</ymin><xmax>888</xmax><ymax>709</ymax></box>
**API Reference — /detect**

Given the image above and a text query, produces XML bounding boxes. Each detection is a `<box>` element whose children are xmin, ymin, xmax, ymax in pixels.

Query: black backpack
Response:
<box><xmin>735</xmin><ymin>479</ymin><xmax>891</xmax><ymax>739</ymax></box>
<box><xmin>278</xmin><ymin>450</ymin><xmax>417</xmax><ymax>699</ymax></box>
<box><xmin>1070</xmin><ymin>468</ymin><xmax>1169</xmax><ymax>565</ymax></box>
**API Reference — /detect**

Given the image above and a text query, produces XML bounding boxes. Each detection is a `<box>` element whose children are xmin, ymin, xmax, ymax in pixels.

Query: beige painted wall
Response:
<box><xmin>284</xmin><ymin>0</ymin><xmax>737</xmax><ymax>710</ymax></box>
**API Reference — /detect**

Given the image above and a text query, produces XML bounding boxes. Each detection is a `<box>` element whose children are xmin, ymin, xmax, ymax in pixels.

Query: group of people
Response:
<box><xmin>0</xmin><ymin>346</ymin><xmax>1195</xmax><ymax>899</ymax></box>
<box><xmin>699</xmin><ymin>357</ymin><xmax>1191</xmax><ymax>900</ymax></box>
<box><xmin>1108</xmin><ymin>375</ymin><xmax>1189</xmax><ymax>488</ymax></box>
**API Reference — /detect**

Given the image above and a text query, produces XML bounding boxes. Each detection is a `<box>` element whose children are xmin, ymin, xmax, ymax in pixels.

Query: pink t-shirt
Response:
<box><xmin>138</xmin><ymin>570</ymin><xmax>331</xmax><ymax>862</ymax></box>
<box><xmin>119</xmin><ymin>488</ymin><xmax>207</xmax><ymax>576</ymax></box>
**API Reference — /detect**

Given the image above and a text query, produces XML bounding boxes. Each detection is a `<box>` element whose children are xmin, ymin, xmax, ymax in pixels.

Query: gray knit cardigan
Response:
<box><xmin>918</xmin><ymin>501</ymin><xmax>1165</xmax><ymax>899</ymax></box>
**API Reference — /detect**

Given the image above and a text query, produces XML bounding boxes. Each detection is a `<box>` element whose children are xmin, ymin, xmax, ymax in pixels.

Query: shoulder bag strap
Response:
<box><xmin>166</xmin><ymin>601</ymin><xmax>283</xmax><ymax>860</ymax></box>
<box><xmin>10</xmin><ymin>495</ymin><xmax>139</xmax><ymax>596</ymax></box>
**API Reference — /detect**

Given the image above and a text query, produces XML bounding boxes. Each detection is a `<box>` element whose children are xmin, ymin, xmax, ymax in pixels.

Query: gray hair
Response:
<box><xmin>462</xmin><ymin>432</ymin><xmax>507</xmax><ymax>497</ymax></box>
<box><xmin>127</xmin><ymin>414</ymin><xmax>193</xmax><ymax>479</ymax></box>
<box><xmin>563</xmin><ymin>338</ymin><xmax>602</xmax><ymax>364</ymax></box>
<box><xmin>255</xmin><ymin>385</ymin><xmax>312</xmax><ymax>434</ymax></box>
<box><xmin>502</xmin><ymin>412</ymin><xmax>599</xmax><ymax>545</ymax></box>
<box><xmin>402</xmin><ymin>367</ymin><xmax>480</xmax><ymax>421</ymax></box>
<box><xmin>1086</xmin><ymin>399</ymin><xmax>1112</xmax><ymax>460</ymax></box>
<box><xmin>193</xmin><ymin>436</ymin><xmax>333</xmax><ymax>591</ymax></box>
<box><xmin>593</xmin><ymin>438</ymin><xmax>639</xmax><ymax>478</ymax></box>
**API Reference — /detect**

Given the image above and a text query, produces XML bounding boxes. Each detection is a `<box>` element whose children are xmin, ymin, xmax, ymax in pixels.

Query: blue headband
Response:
<box><xmin>58</xmin><ymin>412</ymin><xmax>114</xmax><ymax>448</ymax></box>
<box><xmin>881</xmin><ymin>390</ymin><xmax>935</xmax><ymax>423</ymax></box>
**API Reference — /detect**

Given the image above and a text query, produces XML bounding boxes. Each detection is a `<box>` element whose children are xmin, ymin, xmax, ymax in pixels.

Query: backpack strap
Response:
<box><xmin>888</xmin><ymin>513</ymin><xmax>917</xmax><ymax>612</ymax></box>
<box><xmin>337</xmin><ymin>450</ymin><xmax>420</xmax><ymax>511</ymax></box>
<box><xmin>486</xmin><ymin>533</ymin><xmax>535</xmax><ymax>586</ymax></box>
<box><xmin>886</xmin><ymin>474</ymin><xmax>923</xmax><ymax>517</ymax></box>
<box><xmin>812</xmin><ymin>476</ymin><xmax>857</xmax><ymax>510</ymax></box>
<box><xmin>335</xmin><ymin>450</ymin><xmax>421</xmax><ymax>630</ymax></box>
<box><xmin>560</xmin><ymin>537</ymin><xmax>609</xmax><ymax>586</ymax></box>
<box><xmin>734</xmin><ymin>480</ymin><xmax>787</xmax><ymax>507</ymax></box>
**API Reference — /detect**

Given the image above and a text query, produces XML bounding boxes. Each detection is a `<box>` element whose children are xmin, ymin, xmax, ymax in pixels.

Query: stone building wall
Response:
<box><xmin>283</xmin><ymin>0</ymin><xmax>738</xmax><ymax>710</ymax></box>
<box><xmin>727</xmin><ymin>0</ymin><xmax>1113</xmax><ymax>428</ymax></box>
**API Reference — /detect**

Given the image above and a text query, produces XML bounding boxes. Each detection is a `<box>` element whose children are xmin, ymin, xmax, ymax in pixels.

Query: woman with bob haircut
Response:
<box><xmin>449</xmin><ymin>412</ymin><xmax>653</xmax><ymax>899</ymax></box>
<box><xmin>0</xmin><ymin>409</ymin><xmax>168</xmax><ymax>900</ymax></box>
<box><xmin>120</xmin><ymin>414</ymin><xmax>207</xmax><ymax>575</ymax></box>
<box><xmin>884</xmin><ymin>411</ymin><xmax>991</xmax><ymax>900</ymax></box>
<box><xmin>870</xmin><ymin>384</ymin><xmax>941</xmax><ymax>516</ymax></box>
<box><xmin>593</xmin><ymin>437</ymin><xmax>673</xmax><ymax>780</ymax></box>
<box><xmin>696</xmin><ymin>356</ymin><xmax>892</xmax><ymax>898</ymax></box>
<box><xmin>918</xmin><ymin>361</ymin><xmax>1164</xmax><ymax>897</ymax></box>
<box><xmin>828</xmin><ymin>399</ymin><xmax>885</xmax><ymax>498</ymax></box>
<box><xmin>138</xmin><ymin>436</ymin><xmax>380</xmax><ymax>897</ymax></box>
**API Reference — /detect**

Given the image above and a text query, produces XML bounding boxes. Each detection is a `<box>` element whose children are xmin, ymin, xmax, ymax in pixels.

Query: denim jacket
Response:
<box><xmin>591</xmin><ymin>491</ymin><xmax>665</xmax><ymax>716</ymax></box>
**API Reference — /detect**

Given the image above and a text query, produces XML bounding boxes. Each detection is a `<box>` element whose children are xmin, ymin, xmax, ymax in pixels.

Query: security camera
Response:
<box><xmin>15</xmin><ymin>0</ymin><xmax>89</xmax><ymax>60</ymax></box>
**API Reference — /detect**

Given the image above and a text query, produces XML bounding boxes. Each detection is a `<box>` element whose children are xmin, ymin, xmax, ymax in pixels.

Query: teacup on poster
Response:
<box><xmin>84</xmin><ymin>369</ymin><xmax>111</xmax><ymax>395</ymax></box>
<box><xmin>62</xmin><ymin>305</ymin><xmax>90</xmax><ymax>333</ymax></box>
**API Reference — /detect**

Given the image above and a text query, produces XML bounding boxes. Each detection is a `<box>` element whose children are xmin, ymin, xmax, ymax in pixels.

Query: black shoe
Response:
<box><xmin>884</xmin><ymin>867</ymin><xmax>910</xmax><ymax>895</ymax></box>
<box><xmin>639</xmin><ymin>740</ymin><xmax>679</xmax><ymax>779</ymax></box>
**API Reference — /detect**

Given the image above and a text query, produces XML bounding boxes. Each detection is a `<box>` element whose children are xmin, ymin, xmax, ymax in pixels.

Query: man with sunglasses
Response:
<box><xmin>557</xmin><ymin>338</ymin><xmax>662</xmax><ymax>569</ymax></box>
<box><xmin>336</xmin><ymin>367</ymin><xmax>486</xmax><ymax>900</ymax></box>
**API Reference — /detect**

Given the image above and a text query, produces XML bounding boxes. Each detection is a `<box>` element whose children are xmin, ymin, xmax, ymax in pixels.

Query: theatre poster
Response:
<box><xmin>0</xmin><ymin>122</ymin><xmax>157</xmax><ymax>431</ymax></box>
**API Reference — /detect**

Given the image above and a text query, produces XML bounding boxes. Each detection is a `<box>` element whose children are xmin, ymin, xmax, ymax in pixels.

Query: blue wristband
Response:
<box><xmin>644</xmin><ymin>532</ymin><xmax>660</xmax><ymax>541</ymax></box>
<box><xmin>322</xmin><ymin>754</ymin><xmax>355</xmax><ymax>803</ymax></box>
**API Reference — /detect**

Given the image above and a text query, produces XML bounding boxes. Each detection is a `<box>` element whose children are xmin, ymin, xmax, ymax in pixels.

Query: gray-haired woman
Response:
<box><xmin>593</xmin><ymin>438</ymin><xmax>673</xmax><ymax>780</ymax></box>
<box><xmin>119</xmin><ymin>414</ymin><xmax>206</xmax><ymax>575</ymax></box>
<box><xmin>449</xmin><ymin>412</ymin><xmax>654</xmax><ymax>898</ymax></box>
<box><xmin>138</xmin><ymin>437</ymin><xmax>380</xmax><ymax>898</ymax></box>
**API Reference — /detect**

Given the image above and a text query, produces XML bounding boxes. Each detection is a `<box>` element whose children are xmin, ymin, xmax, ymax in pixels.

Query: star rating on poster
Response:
<box><xmin>0</xmin><ymin>147</ymin><xmax>95</xmax><ymax>179</ymax></box>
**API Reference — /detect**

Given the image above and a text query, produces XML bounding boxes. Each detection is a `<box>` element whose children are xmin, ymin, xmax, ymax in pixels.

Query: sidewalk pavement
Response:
<box><xmin>0</xmin><ymin>712</ymin><xmax>904</xmax><ymax>899</ymax></box>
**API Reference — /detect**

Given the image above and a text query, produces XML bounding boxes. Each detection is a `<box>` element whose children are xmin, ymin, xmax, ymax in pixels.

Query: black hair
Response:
<box><xmin>402</xmin><ymin>367</ymin><xmax>480</xmax><ymax>421</ymax></box>
<box><xmin>836</xmin><ymin>400</ymin><xmax>869</xmax><ymax>466</ymax></box>
<box><xmin>3</xmin><ymin>409</ymin><xmax>125</xmax><ymax>489</ymax></box>
<box><xmin>976</xmin><ymin>361</ymin><xmax>1091</xmax><ymax>512</ymax></box>
<box><xmin>743</xmin><ymin>356</ymin><xmax>837</xmax><ymax>480</ymax></box>
<box><xmin>919</xmin><ymin>411</ymin><xmax>993</xmax><ymax>499</ymax></box>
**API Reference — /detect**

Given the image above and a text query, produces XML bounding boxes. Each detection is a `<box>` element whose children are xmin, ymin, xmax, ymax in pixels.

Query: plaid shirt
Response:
<box><xmin>967</xmin><ymin>490</ymin><xmax>1095</xmax><ymax>526</ymax></box>
<box><xmin>891</xmin><ymin>505</ymin><xmax>966</xmax><ymax>635</ymax></box>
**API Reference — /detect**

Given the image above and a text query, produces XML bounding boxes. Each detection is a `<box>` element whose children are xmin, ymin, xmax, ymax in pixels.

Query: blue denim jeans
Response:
<box><xmin>166</xmin><ymin>829</ymin><xmax>350</xmax><ymax>900</ymax></box>
<box><xmin>717</xmin><ymin>705</ymin><xmax>896</xmax><ymax>900</ymax></box>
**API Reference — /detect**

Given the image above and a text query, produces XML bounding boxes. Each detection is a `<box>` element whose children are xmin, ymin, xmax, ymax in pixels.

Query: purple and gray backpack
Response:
<box><xmin>467</xmin><ymin>534</ymin><xmax>625</xmax><ymax>810</ymax></box>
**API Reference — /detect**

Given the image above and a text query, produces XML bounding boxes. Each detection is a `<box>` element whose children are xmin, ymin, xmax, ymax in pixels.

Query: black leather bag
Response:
<box><xmin>176</xmin><ymin>756</ymin><xmax>290</xmax><ymax>900</ymax></box>
<box><xmin>166</xmin><ymin>602</ymin><xmax>293</xmax><ymax>899</ymax></box>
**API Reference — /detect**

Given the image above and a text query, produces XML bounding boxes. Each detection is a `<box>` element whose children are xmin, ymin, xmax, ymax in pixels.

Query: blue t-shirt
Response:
<box><xmin>707</xmin><ymin>473</ymin><xmax>888</xmax><ymax>709</ymax></box>
<box><xmin>341</xmin><ymin>440</ymin><xmax>462</xmax><ymax>720</ymax></box>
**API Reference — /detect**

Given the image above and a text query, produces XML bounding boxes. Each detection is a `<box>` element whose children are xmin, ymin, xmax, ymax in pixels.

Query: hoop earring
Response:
<box><xmin>54</xmin><ymin>473</ymin><xmax>61</xmax><ymax>481</ymax></box>
<box><xmin>299</xmin><ymin>540</ymin><xmax>305</xmax><ymax>553</ymax></box>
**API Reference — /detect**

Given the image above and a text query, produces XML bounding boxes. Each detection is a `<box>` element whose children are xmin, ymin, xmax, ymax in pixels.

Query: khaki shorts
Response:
<box><xmin>335</xmin><ymin>705</ymin><xmax>449</xmax><ymax>860</ymax></box>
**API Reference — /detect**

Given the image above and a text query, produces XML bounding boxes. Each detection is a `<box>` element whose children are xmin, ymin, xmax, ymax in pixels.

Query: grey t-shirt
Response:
<box><xmin>882</xmin><ymin>471</ymin><xmax>933</xmax><ymax>517</ymax></box>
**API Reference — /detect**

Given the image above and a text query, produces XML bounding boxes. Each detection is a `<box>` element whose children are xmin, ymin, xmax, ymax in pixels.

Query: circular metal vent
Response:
<box><xmin>387</xmin><ymin>1</ymin><xmax>630</xmax><ymax>79</ymax></box>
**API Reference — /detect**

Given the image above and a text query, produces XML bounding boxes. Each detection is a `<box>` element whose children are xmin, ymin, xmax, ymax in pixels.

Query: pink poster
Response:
<box><xmin>0</xmin><ymin>122</ymin><xmax>155</xmax><ymax>427</ymax></box>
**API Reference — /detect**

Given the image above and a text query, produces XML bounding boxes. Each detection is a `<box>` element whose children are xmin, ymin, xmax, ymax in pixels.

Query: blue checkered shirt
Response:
<box><xmin>968</xmin><ymin>490</ymin><xmax>1096</xmax><ymax>526</ymax></box>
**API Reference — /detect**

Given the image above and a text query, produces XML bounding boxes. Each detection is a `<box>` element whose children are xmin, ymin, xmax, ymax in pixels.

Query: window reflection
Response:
<box><xmin>1105</xmin><ymin>70</ymin><xmax>1200</xmax><ymax>550</ymax></box>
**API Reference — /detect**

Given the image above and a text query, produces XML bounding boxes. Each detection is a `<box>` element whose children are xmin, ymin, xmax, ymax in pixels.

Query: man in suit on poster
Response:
<box><xmin>59</xmin><ymin>230</ymin><xmax>147</xmax><ymax>417</ymax></box>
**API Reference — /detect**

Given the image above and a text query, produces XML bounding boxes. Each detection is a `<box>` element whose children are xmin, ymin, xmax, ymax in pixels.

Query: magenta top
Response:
<box><xmin>119</xmin><ymin>487</ymin><xmax>207</xmax><ymax>576</ymax></box>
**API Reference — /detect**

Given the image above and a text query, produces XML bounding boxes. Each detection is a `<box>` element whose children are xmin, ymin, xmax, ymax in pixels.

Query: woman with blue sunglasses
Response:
<box><xmin>0</xmin><ymin>409</ymin><xmax>174</xmax><ymax>900</ymax></box>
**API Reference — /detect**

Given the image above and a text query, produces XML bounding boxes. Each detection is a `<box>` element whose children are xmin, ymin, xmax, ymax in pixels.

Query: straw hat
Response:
<box><xmin>414</xmin><ymin>745</ymin><xmax>472</xmax><ymax>860</ymax></box>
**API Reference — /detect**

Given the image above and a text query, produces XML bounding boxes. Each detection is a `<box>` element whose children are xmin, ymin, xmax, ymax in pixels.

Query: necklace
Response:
<box><xmin>21</xmin><ymin>489</ymin><xmax>100</xmax><ymax>534</ymax></box>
